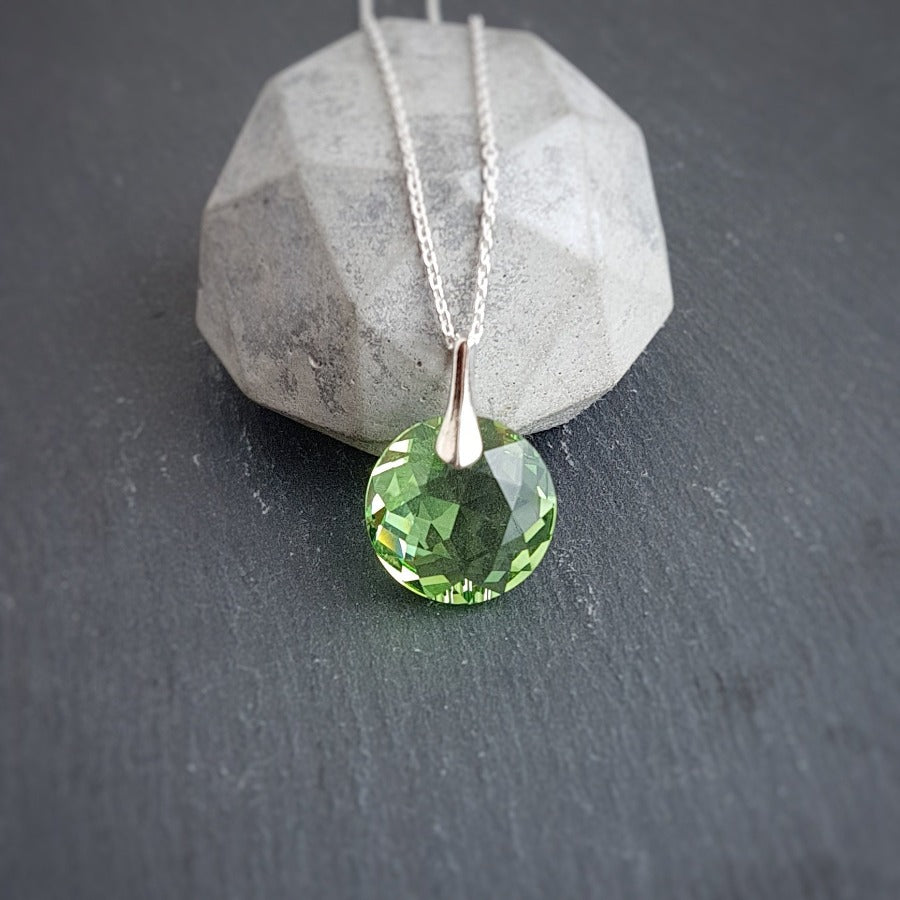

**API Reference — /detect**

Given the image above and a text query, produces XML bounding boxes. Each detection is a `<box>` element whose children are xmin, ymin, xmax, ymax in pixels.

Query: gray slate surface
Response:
<box><xmin>1</xmin><ymin>1</ymin><xmax>898</xmax><ymax>898</ymax></box>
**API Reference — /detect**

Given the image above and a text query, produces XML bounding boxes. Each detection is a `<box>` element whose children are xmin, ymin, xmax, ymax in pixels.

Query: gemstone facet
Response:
<box><xmin>365</xmin><ymin>417</ymin><xmax>557</xmax><ymax>604</ymax></box>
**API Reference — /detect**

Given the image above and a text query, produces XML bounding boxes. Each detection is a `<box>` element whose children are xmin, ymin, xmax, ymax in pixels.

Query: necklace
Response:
<box><xmin>362</xmin><ymin>8</ymin><xmax>558</xmax><ymax>605</ymax></box>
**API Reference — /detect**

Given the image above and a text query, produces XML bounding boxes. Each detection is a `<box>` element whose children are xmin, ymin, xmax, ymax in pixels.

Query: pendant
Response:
<box><xmin>365</xmin><ymin>341</ymin><xmax>557</xmax><ymax>604</ymax></box>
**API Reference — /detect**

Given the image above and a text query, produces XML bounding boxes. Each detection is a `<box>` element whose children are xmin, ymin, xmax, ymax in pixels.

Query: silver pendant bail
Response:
<box><xmin>435</xmin><ymin>338</ymin><xmax>483</xmax><ymax>468</ymax></box>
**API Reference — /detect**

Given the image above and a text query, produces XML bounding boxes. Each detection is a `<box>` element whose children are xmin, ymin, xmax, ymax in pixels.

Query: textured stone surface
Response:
<box><xmin>197</xmin><ymin>17</ymin><xmax>673</xmax><ymax>453</ymax></box>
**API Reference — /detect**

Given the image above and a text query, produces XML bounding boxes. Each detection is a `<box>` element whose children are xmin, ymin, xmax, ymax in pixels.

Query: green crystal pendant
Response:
<box><xmin>365</xmin><ymin>417</ymin><xmax>557</xmax><ymax>604</ymax></box>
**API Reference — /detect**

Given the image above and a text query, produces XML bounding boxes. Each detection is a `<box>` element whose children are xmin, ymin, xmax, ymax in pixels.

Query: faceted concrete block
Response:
<box><xmin>197</xmin><ymin>17</ymin><xmax>673</xmax><ymax>454</ymax></box>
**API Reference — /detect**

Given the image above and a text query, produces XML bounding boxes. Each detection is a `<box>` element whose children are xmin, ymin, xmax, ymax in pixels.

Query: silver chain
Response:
<box><xmin>362</xmin><ymin>9</ymin><xmax>499</xmax><ymax>350</ymax></box>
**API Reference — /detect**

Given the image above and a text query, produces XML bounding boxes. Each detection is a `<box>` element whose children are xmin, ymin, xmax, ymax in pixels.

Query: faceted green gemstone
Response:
<box><xmin>365</xmin><ymin>417</ymin><xmax>557</xmax><ymax>604</ymax></box>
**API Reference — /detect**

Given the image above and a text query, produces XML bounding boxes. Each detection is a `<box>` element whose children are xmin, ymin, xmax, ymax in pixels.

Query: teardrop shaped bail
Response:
<box><xmin>435</xmin><ymin>338</ymin><xmax>483</xmax><ymax>469</ymax></box>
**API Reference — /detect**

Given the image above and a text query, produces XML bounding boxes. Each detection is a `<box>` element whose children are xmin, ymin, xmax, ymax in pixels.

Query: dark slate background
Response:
<box><xmin>1</xmin><ymin>0</ymin><xmax>898</xmax><ymax>897</ymax></box>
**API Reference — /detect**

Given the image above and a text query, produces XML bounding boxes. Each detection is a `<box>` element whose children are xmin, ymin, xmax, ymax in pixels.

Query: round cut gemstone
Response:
<box><xmin>365</xmin><ymin>417</ymin><xmax>557</xmax><ymax>604</ymax></box>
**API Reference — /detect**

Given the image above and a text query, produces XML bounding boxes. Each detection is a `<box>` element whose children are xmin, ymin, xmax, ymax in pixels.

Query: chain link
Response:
<box><xmin>362</xmin><ymin>11</ymin><xmax>498</xmax><ymax>349</ymax></box>
<box><xmin>468</xmin><ymin>14</ymin><xmax>498</xmax><ymax>346</ymax></box>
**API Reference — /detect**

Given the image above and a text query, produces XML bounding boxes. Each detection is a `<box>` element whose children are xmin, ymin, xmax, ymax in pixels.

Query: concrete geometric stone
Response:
<box><xmin>197</xmin><ymin>18</ymin><xmax>673</xmax><ymax>454</ymax></box>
